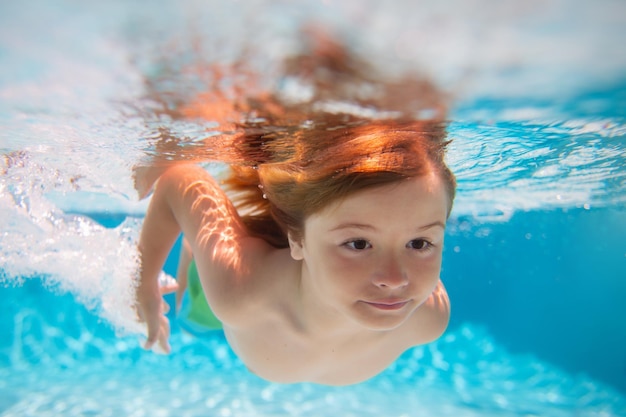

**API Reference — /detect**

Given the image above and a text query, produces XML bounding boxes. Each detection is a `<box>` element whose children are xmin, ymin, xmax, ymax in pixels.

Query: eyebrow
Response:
<box><xmin>329</xmin><ymin>221</ymin><xmax>446</xmax><ymax>232</ymax></box>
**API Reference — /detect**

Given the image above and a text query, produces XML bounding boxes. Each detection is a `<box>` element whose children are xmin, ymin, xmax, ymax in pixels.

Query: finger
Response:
<box><xmin>142</xmin><ymin>304</ymin><xmax>163</xmax><ymax>350</ymax></box>
<box><xmin>147</xmin><ymin>315</ymin><xmax>171</xmax><ymax>355</ymax></box>
<box><xmin>158</xmin><ymin>316</ymin><xmax>172</xmax><ymax>354</ymax></box>
<box><xmin>162</xmin><ymin>299</ymin><xmax>170</xmax><ymax>315</ymax></box>
<box><xmin>159</xmin><ymin>282</ymin><xmax>179</xmax><ymax>295</ymax></box>
<box><xmin>143</xmin><ymin>323</ymin><xmax>158</xmax><ymax>350</ymax></box>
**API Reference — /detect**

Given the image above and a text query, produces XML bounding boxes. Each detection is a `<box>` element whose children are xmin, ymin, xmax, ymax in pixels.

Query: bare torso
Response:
<box><xmin>196</xmin><ymin>245</ymin><xmax>449</xmax><ymax>385</ymax></box>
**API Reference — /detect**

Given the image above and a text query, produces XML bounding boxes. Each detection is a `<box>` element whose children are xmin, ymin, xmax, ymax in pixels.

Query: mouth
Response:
<box><xmin>362</xmin><ymin>300</ymin><xmax>411</xmax><ymax>311</ymax></box>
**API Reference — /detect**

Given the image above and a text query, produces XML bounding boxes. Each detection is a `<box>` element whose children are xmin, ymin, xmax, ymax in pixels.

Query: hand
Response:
<box><xmin>135</xmin><ymin>272</ymin><xmax>179</xmax><ymax>353</ymax></box>
<box><xmin>133</xmin><ymin>164</ymin><xmax>172</xmax><ymax>200</ymax></box>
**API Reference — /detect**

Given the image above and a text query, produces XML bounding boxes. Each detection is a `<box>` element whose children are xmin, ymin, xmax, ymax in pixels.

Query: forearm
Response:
<box><xmin>138</xmin><ymin>170</ymin><xmax>185</xmax><ymax>292</ymax></box>
<box><xmin>135</xmin><ymin>166</ymin><xmax>203</xmax><ymax>352</ymax></box>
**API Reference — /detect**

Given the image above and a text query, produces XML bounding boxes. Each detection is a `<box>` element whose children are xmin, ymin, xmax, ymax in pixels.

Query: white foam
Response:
<box><xmin>0</xmin><ymin>201</ymin><xmax>143</xmax><ymax>335</ymax></box>
<box><xmin>1</xmin><ymin>153</ymin><xmax>144</xmax><ymax>337</ymax></box>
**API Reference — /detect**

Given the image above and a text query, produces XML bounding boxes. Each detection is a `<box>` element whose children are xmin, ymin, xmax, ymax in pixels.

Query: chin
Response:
<box><xmin>352</xmin><ymin>313</ymin><xmax>410</xmax><ymax>332</ymax></box>
<box><xmin>349</xmin><ymin>301</ymin><xmax>415</xmax><ymax>331</ymax></box>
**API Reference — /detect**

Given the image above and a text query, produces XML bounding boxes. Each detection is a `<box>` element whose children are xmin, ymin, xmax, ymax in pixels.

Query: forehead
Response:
<box><xmin>306</xmin><ymin>173</ymin><xmax>449</xmax><ymax>227</ymax></box>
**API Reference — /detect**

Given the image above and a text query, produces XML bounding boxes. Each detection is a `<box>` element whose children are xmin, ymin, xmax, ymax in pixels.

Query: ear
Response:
<box><xmin>287</xmin><ymin>232</ymin><xmax>304</xmax><ymax>261</ymax></box>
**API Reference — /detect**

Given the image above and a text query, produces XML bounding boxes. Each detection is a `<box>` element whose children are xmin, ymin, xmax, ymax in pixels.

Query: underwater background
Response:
<box><xmin>1</xmin><ymin>0</ymin><xmax>625</xmax><ymax>415</ymax></box>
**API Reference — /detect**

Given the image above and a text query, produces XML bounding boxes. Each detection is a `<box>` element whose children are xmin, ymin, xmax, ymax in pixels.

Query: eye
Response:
<box><xmin>407</xmin><ymin>239</ymin><xmax>432</xmax><ymax>250</ymax></box>
<box><xmin>343</xmin><ymin>239</ymin><xmax>372</xmax><ymax>250</ymax></box>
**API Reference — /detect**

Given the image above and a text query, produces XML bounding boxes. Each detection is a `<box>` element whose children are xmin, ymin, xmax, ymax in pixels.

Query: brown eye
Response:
<box><xmin>345</xmin><ymin>239</ymin><xmax>371</xmax><ymax>250</ymax></box>
<box><xmin>407</xmin><ymin>239</ymin><xmax>431</xmax><ymax>250</ymax></box>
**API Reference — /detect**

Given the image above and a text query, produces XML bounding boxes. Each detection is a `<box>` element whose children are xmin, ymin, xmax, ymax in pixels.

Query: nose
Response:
<box><xmin>372</xmin><ymin>256</ymin><xmax>409</xmax><ymax>289</ymax></box>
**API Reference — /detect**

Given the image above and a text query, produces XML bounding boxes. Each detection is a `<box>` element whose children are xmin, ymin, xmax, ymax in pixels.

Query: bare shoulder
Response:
<box><xmin>202</xmin><ymin>243</ymin><xmax>298</xmax><ymax>328</ymax></box>
<box><xmin>153</xmin><ymin>164</ymin><xmax>292</xmax><ymax>325</ymax></box>
<box><xmin>407</xmin><ymin>280</ymin><xmax>451</xmax><ymax>345</ymax></box>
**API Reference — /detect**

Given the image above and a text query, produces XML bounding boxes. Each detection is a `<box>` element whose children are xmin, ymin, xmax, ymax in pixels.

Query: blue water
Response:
<box><xmin>2</xmin><ymin>208</ymin><xmax>625</xmax><ymax>416</ymax></box>
<box><xmin>1</xmin><ymin>0</ymin><xmax>626</xmax><ymax>415</ymax></box>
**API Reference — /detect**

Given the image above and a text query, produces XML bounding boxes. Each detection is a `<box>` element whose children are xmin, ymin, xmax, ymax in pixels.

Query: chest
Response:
<box><xmin>224</xmin><ymin>323</ymin><xmax>407</xmax><ymax>385</ymax></box>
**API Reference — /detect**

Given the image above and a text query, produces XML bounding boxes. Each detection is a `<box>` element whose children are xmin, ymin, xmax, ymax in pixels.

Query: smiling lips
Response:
<box><xmin>363</xmin><ymin>300</ymin><xmax>411</xmax><ymax>311</ymax></box>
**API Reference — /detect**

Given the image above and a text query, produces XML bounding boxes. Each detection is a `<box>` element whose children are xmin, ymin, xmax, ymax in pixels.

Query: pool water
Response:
<box><xmin>1</xmin><ymin>0</ymin><xmax>625</xmax><ymax>415</ymax></box>
<box><xmin>2</xmin><ymin>208</ymin><xmax>626</xmax><ymax>416</ymax></box>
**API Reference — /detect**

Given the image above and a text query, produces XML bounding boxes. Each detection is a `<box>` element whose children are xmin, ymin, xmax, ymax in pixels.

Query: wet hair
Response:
<box><xmin>160</xmin><ymin>29</ymin><xmax>456</xmax><ymax>248</ymax></box>
<box><xmin>224</xmin><ymin>118</ymin><xmax>455</xmax><ymax>248</ymax></box>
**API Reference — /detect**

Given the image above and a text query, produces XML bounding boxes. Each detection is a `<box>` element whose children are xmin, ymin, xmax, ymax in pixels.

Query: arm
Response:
<box><xmin>136</xmin><ymin>166</ymin><xmax>189</xmax><ymax>352</ymax></box>
<box><xmin>136</xmin><ymin>164</ymin><xmax>267</xmax><ymax>351</ymax></box>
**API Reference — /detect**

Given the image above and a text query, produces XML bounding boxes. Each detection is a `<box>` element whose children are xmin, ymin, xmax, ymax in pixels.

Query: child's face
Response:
<box><xmin>293</xmin><ymin>172</ymin><xmax>449</xmax><ymax>330</ymax></box>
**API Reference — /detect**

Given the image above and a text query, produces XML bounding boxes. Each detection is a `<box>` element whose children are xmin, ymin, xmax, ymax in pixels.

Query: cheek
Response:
<box><xmin>415</xmin><ymin>254</ymin><xmax>441</xmax><ymax>274</ymax></box>
<box><xmin>318</xmin><ymin>251</ymin><xmax>368</xmax><ymax>288</ymax></box>
<box><xmin>325</xmin><ymin>254</ymin><xmax>355</xmax><ymax>276</ymax></box>
<box><xmin>409</xmin><ymin>255</ymin><xmax>443</xmax><ymax>290</ymax></box>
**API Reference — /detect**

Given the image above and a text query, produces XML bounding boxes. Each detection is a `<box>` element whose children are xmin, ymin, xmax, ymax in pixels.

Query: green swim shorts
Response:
<box><xmin>179</xmin><ymin>259</ymin><xmax>223</xmax><ymax>331</ymax></box>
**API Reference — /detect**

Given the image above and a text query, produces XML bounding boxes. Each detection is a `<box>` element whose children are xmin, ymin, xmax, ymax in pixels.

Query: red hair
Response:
<box><xmin>223</xmin><ymin>118</ymin><xmax>455</xmax><ymax>247</ymax></box>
